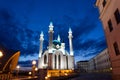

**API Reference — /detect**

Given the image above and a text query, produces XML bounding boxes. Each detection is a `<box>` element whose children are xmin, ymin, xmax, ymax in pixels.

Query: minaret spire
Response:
<box><xmin>68</xmin><ymin>28</ymin><xmax>74</xmax><ymax>56</ymax></box>
<box><xmin>48</xmin><ymin>21</ymin><xmax>54</xmax><ymax>53</ymax></box>
<box><xmin>57</xmin><ymin>34</ymin><xmax>61</xmax><ymax>42</ymax></box>
<box><xmin>39</xmin><ymin>31</ymin><xmax>44</xmax><ymax>58</ymax></box>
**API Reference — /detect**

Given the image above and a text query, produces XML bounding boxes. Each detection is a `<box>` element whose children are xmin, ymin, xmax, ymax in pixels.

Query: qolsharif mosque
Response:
<box><xmin>38</xmin><ymin>22</ymin><xmax>74</xmax><ymax>70</ymax></box>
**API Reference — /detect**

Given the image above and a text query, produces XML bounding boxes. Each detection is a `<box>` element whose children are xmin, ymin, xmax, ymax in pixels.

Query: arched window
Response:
<box><xmin>44</xmin><ymin>55</ymin><xmax>47</xmax><ymax>64</ymax></box>
<box><xmin>55</xmin><ymin>55</ymin><xmax>57</xmax><ymax>69</ymax></box>
<box><xmin>58</xmin><ymin>55</ymin><xmax>61</xmax><ymax>69</ymax></box>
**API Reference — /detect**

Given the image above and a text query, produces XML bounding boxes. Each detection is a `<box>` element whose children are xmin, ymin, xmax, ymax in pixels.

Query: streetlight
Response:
<box><xmin>32</xmin><ymin>60</ymin><xmax>36</xmax><ymax>65</ymax></box>
<box><xmin>32</xmin><ymin>60</ymin><xmax>36</xmax><ymax>77</ymax></box>
<box><xmin>0</xmin><ymin>51</ymin><xmax>3</xmax><ymax>58</ymax></box>
<box><xmin>16</xmin><ymin>65</ymin><xmax>20</xmax><ymax>77</ymax></box>
<box><xmin>0</xmin><ymin>51</ymin><xmax>3</xmax><ymax>65</ymax></box>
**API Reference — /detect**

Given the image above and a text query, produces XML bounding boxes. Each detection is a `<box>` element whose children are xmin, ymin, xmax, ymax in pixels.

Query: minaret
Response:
<box><xmin>48</xmin><ymin>22</ymin><xmax>54</xmax><ymax>53</ymax></box>
<box><xmin>57</xmin><ymin>34</ymin><xmax>61</xmax><ymax>42</ymax></box>
<box><xmin>38</xmin><ymin>31</ymin><xmax>44</xmax><ymax>69</ymax></box>
<box><xmin>39</xmin><ymin>31</ymin><xmax>44</xmax><ymax>58</ymax></box>
<box><xmin>68</xmin><ymin>28</ymin><xmax>74</xmax><ymax>56</ymax></box>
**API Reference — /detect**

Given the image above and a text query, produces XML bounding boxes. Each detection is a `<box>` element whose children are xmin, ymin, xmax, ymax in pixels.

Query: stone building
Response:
<box><xmin>96</xmin><ymin>0</ymin><xmax>120</xmax><ymax>80</ymax></box>
<box><xmin>93</xmin><ymin>49</ymin><xmax>111</xmax><ymax>72</ymax></box>
<box><xmin>77</xmin><ymin>61</ymin><xmax>89</xmax><ymax>72</ymax></box>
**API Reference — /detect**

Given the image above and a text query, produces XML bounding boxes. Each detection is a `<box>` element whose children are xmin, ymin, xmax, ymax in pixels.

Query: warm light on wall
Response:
<box><xmin>46</xmin><ymin>70</ymin><xmax>74</xmax><ymax>78</ymax></box>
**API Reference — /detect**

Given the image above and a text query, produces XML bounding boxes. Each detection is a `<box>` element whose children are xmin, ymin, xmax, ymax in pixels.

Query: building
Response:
<box><xmin>0</xmin><ymin>45</ymin><xmax>20</xmax><ymax>79</ymax></box>
<box><xmin>96</xmin><ymin>0</ymin><xmax>120</xmax><ymax>79</ymax></box>
<box><xmin>89</xmin><ymin>49</ymin><xmax>111</xmax><ymax>72</ymax></box>
<box><xmin>89</xmin><ymin>58</ymin><xmax>96</xmax><ymax>72</ymax></box>
<box><xmin>77</xmin><ymin>61</ymin><xmax>89</xmax><ymax>72</ymax></box>
<box><xmin>38</xmin><ymin>22</ymin><xmax>74</xmax><ymax>79</ymax></box>
<box><xmin>93</xmin><ymin>49</ymin><xmax>111</xmax><ymax>72</ymax></box>
<box><xmin>78</xmin><ymin>49</ymin><xmax>111</xmax><ymax>73</ymax></box>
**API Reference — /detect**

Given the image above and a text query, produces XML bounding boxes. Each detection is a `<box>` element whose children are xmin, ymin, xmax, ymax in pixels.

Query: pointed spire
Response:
<box><xmin>40</xmin><ymin>31</ymin><xmax>44</xmax><ymax>37</ymax></box>
<box><xmin>68</xmin><ymin>27</ymin><xmax>72</xmax><ymax>34</ymax></box>
<box><xmin>49</xmin><ymin>22</ymin><xmax>54</xmax><ymax>31</ymax></box>
<box><xmin>40</xmin><ymin>31</ymin><xmax>44</xmax><ymax>41</ymax></box>
<box><xmin>57</xmin><ymin>34</ymin><xmax>61</xmax><ymax>42</ymax></box>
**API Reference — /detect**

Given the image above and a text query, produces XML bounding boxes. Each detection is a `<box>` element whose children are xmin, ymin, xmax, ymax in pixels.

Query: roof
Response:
<box><xmin>53</xmin><ymin>40</ymin><xmax>61</xmax><ymax>46</ymax></box>
<box><xmin>77</xmin><ymin>60</ymin><xmax>89</xmax><ymax>63</ymax></box>
<box><xmin>0</xmin><ymin>44</ymin><xmax>20</xmax><ymax>73</ymax></box>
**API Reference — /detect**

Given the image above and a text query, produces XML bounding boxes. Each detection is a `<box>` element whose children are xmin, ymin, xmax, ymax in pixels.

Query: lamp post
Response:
<box><xmin>32</xmin><ymin>60</ymin><xmax>36</xmax><ymax>77</ymax></box>
<box><xmin>16</xmin><ymin>65</ymin><xmax>20</xmax><ymax>77</ymax></box>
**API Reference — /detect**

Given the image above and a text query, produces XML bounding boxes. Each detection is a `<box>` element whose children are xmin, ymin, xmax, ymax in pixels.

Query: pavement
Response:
<box><xmin>70</xmin><ymin>72</ymin><xmax>112</xmax><ymax>80</ymax></box>
<box><xmin>11</xmin><ymin>72</ymin><xmax>112</xmax><ymax>80</ymax></box>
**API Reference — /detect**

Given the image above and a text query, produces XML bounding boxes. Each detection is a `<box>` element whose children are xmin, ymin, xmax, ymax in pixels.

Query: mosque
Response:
<box><xmin>38</xmin><ymin>22</ymin><xmax>74</xmax><ymax>70</ymax></box>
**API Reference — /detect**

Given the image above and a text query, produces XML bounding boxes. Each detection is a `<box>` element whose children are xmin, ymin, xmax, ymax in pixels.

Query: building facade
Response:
<box><xmin>78</xmin><ymin>49</ymin><xmax>111</xmax><ymax>73</ymax></box>
<box><xmin>77</xmin><ymin>61</ymin><xmax>89</xmax><ymax>72</ymax></box>
<box><xmin>89</xmin><ymin>58</ymin><xmax>96</xmax><ymax>72</ymax></box>
<box><xmin>96</xmin><ymin>0</ymin><xmax>120</xmax><ymax>79</ymax></box>
<box><xmin>38</xmin><ymin>22</ymin><xmax>74</xmax><ymax>70</ymax></box>
<box><xmin>93</xmin><ymin>49</ymin><xmax>111</xmax><ymax>72</ymax></box>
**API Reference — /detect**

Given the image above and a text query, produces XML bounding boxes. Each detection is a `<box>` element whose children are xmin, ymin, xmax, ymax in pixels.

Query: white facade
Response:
<box><xmin>94</xmin><ymin>49</ymin><xmax>111</xmax><ymax>71</ymax></box>
<box><xmin>89</xmin><ymin>48</ymin><xmax>111</xmax><ymax>72</ymax></box>
<box><xmin>38</xmin><ymin>22</ymin><xmax>74</xmax><ymax>70</ymax></box>
<box><xmin>77</xmin><ymin>61</ymin><xmax>89</xmax><ymax>72</ymax></box>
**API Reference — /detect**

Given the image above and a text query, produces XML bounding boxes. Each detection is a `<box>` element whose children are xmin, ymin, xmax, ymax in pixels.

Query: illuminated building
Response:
<box><xmin>0</xmin><ymin>45</ymin><xmax>20</xmax><ymax>79</ymax></box>
<box><xmin>96</xmin><ymin>0</ymin><xmax>120</xmax><ymax>80</ymax></box>
<box><xmin>38</xmin><ymin>22</ymin><xmax>74</xmax><ymax>70</ymax></box>
<box><xmin>38</xmin><ymin>22</ymin><xmax>74</xmax><ymax>79</ymax></box>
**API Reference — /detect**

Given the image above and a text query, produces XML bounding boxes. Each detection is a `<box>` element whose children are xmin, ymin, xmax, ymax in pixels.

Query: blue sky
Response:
<box><xmin>0</xmin><ymin>0</ymin><xmax>107</xmax><ymax>66</ymax></box>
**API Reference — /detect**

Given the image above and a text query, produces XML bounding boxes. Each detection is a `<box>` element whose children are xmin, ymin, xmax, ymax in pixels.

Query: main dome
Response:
<box><xmin>53</xmin><ymin>40</ymin><xmax>61</xmax><ymax>46</ymax></box>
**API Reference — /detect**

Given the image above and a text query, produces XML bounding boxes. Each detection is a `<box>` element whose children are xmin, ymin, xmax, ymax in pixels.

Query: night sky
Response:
<box><xmin>0</xmin><ymin>0</ymin><xmax>107</xmax><ymax>66</ymax></box>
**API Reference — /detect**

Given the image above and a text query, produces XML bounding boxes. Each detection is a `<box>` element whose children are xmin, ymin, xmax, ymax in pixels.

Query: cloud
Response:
<box><xmin>0</xmin><ymin>0</ymin><xmax>107</xmax><ymax>66</ymax></box>
<box><xmin>0</xmin><ymin>8</ymin><xmax>40</xmax><ymax>57</ymax></box>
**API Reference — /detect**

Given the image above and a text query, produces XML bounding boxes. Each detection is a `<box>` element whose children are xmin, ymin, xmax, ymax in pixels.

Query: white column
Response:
<box><xmin>48</xmin><ymin>22</ymin><xmax>54</xmax><ymax>53</ymax></box>
<box><xmin>68</xmin><ymin>28</ymin><xmax>74</xmax><ymax>56</ymax></box>
<box><xmin>38</xmin><ymin>31</ymin><xmax>44</xmax><ymax>69</ymax></box>
<box><xmin>39</xmin><ymin>31</ymin><xmax>44</xmax><ymax>58</ymax></box>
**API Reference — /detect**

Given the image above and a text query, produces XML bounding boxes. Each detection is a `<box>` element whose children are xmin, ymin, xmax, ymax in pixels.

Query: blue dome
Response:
<box><xmin>53</xmin><ymin>40</ymin><xmax>61</xmax><ymax>46</ymax></box>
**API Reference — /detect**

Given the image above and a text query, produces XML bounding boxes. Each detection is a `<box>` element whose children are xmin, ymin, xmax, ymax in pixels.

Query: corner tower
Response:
<box><xmin>48</xmin><ymin>22</ymin><xmax>54</xmax><ymax>53</ymax></box>
<box><xmin>68</xmin><ymin>28</ymin><xmax>74</xmax><ymax>56</ymax></box>
<box><xmin>38</xmin><ymin>31</ymin><xmax>44</xmax><ymax>58</ymax></box>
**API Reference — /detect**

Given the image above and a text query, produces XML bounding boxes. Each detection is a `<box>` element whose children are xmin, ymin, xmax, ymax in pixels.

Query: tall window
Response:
<box><xmin>44</xmin><ymin>55</ymin><xmax>47</xmax><ymax>64</ymax></box>
<box><xmin>55</xmin><ymin>55</ymin><xmax>57</xmax><ymax>69</ymax></box>
<box><xmin>58</xmin><ymin>55</ymin><xmax>61</xmax><ymax>69</ymax></box>
<box><xmin>108</xmin><ymin>19</ymin><xmax>113</xmax><ymax>32</ymax></box>
<box><xmin>66</xmin><ymin>56</ymin><xmax>68</xmax><ymax>69</ymax></box>
<box><xmin>113</xmin><ymin>42</ymin><xmax>120</xmax><ymax>55</ymax></box>
<box><xmin>102</xmin><ymin>0</ymin><xmax>106</xmax><ymax>7</ymax></box>
<box><xmin>114</xmin><ymin>9</ymin><xmax>120</xmax><ymax>24</ymax></box>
